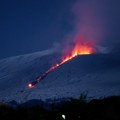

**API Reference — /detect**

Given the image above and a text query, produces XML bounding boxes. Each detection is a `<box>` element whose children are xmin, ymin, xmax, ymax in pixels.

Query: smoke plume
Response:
<box><xmin>53</xmin><ymin>0</ymin><xmax>120</xmax><ymax>54</ymax></box>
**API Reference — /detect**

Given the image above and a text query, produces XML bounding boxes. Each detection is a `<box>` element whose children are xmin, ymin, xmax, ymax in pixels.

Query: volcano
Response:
<box><xmin>0</xmin><ymin>50</ymin><xmax>120</xmax><ymax>102</ymax></box>
<box><xmin>28</xmin><ymin>40</ymin><xmax>94</xmax><ymax>88</ymax></box>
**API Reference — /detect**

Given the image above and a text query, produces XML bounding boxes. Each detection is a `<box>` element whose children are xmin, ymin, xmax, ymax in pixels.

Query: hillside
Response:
<box><xmin>0</xmin><ymin>50</ymin><xmax>120</xmax><ymax>102</ymax></box>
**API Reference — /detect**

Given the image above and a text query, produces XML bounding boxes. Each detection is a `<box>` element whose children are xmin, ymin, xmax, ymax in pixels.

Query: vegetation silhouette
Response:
<box><xmin>0</xmin><ymin>95</ymin><xmax>120</xmax><ymax>120</ymax></box>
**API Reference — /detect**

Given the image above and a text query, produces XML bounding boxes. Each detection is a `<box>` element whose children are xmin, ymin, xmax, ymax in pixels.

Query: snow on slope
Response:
<box><xmin>0</xmin><ymin>50</ymin><xmax>120</xmax><ymax>103</ymax></box>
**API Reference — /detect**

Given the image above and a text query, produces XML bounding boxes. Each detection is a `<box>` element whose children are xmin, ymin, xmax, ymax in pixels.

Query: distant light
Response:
<box><xmin>62</xmin><ymin>114</ymin><xmax>66</xmax><ymax>119</ymax></box>
<box><xmin>28</xmin><ymin>83</ymin><xmax>33</xmax><ymax>88</ymax></box>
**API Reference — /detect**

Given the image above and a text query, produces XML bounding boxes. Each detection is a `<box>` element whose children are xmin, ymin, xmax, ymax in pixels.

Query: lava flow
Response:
<box><xmin>27</xmin><ymin>39</ymin><xmax>94</xmax><ymax>88</ymax></box>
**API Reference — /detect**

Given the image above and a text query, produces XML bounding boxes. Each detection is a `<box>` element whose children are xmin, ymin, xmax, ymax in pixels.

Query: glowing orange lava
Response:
<box><xmin>46</xmin><ymin>40</ymin><xmax>94</xmax><ymax>73</ymax></box>
<box><xmin>61</xmin><ymin>41</ymin><xmax>94</xmax><ymax>64</ymax></box>
<box><xmin>27</xmin><ymin>38</ymin><xmax>94</xmax><ymax>88</ymax></box>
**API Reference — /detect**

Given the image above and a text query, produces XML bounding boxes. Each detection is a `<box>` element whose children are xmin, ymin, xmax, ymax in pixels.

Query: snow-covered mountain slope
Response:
<box><xmin>0</xmin><ymin>50</ymin><xmax>120</xmax><ymax>102</ymax></box>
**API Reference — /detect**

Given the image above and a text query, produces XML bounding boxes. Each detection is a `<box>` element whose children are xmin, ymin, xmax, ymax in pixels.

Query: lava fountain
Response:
<box><xmin>27</xmin><ymin>37</ymin><xmax>94</xmax><ymax>88</ymax></box>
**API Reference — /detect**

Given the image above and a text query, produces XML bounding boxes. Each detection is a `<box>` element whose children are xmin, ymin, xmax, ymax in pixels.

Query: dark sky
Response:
<box><xmin>0</xmin><ymin>0</ymin><xmax>120</xmax><ymax>59</ymax></box>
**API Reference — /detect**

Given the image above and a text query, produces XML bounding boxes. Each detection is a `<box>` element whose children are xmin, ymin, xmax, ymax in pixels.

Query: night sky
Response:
<box><xmin>0</xmin><ymin>0</ymin><xmax>120</xmax><ymax>59</ymax></box>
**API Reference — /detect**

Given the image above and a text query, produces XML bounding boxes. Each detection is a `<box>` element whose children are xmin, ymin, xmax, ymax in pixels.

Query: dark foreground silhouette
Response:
<box><xmin>0</xmin><ymin>96</ymin><xmax>120</xmax><ymax>120</ymax></box>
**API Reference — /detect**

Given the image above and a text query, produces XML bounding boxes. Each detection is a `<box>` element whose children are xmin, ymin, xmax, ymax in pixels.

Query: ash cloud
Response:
<box><xmin>72</xmin><ymin>0</ymin><xmax>105</xmax><ymax>43</ymax></box>
<box><xmin>52</xmin><ymin>0</ymin><xmax>120</xmax><ymax>54</ymax></box>
<box><xmin>71</xmin><ymin>0</ymin><xmax>120</xmax><ymax>52</ymax></box>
